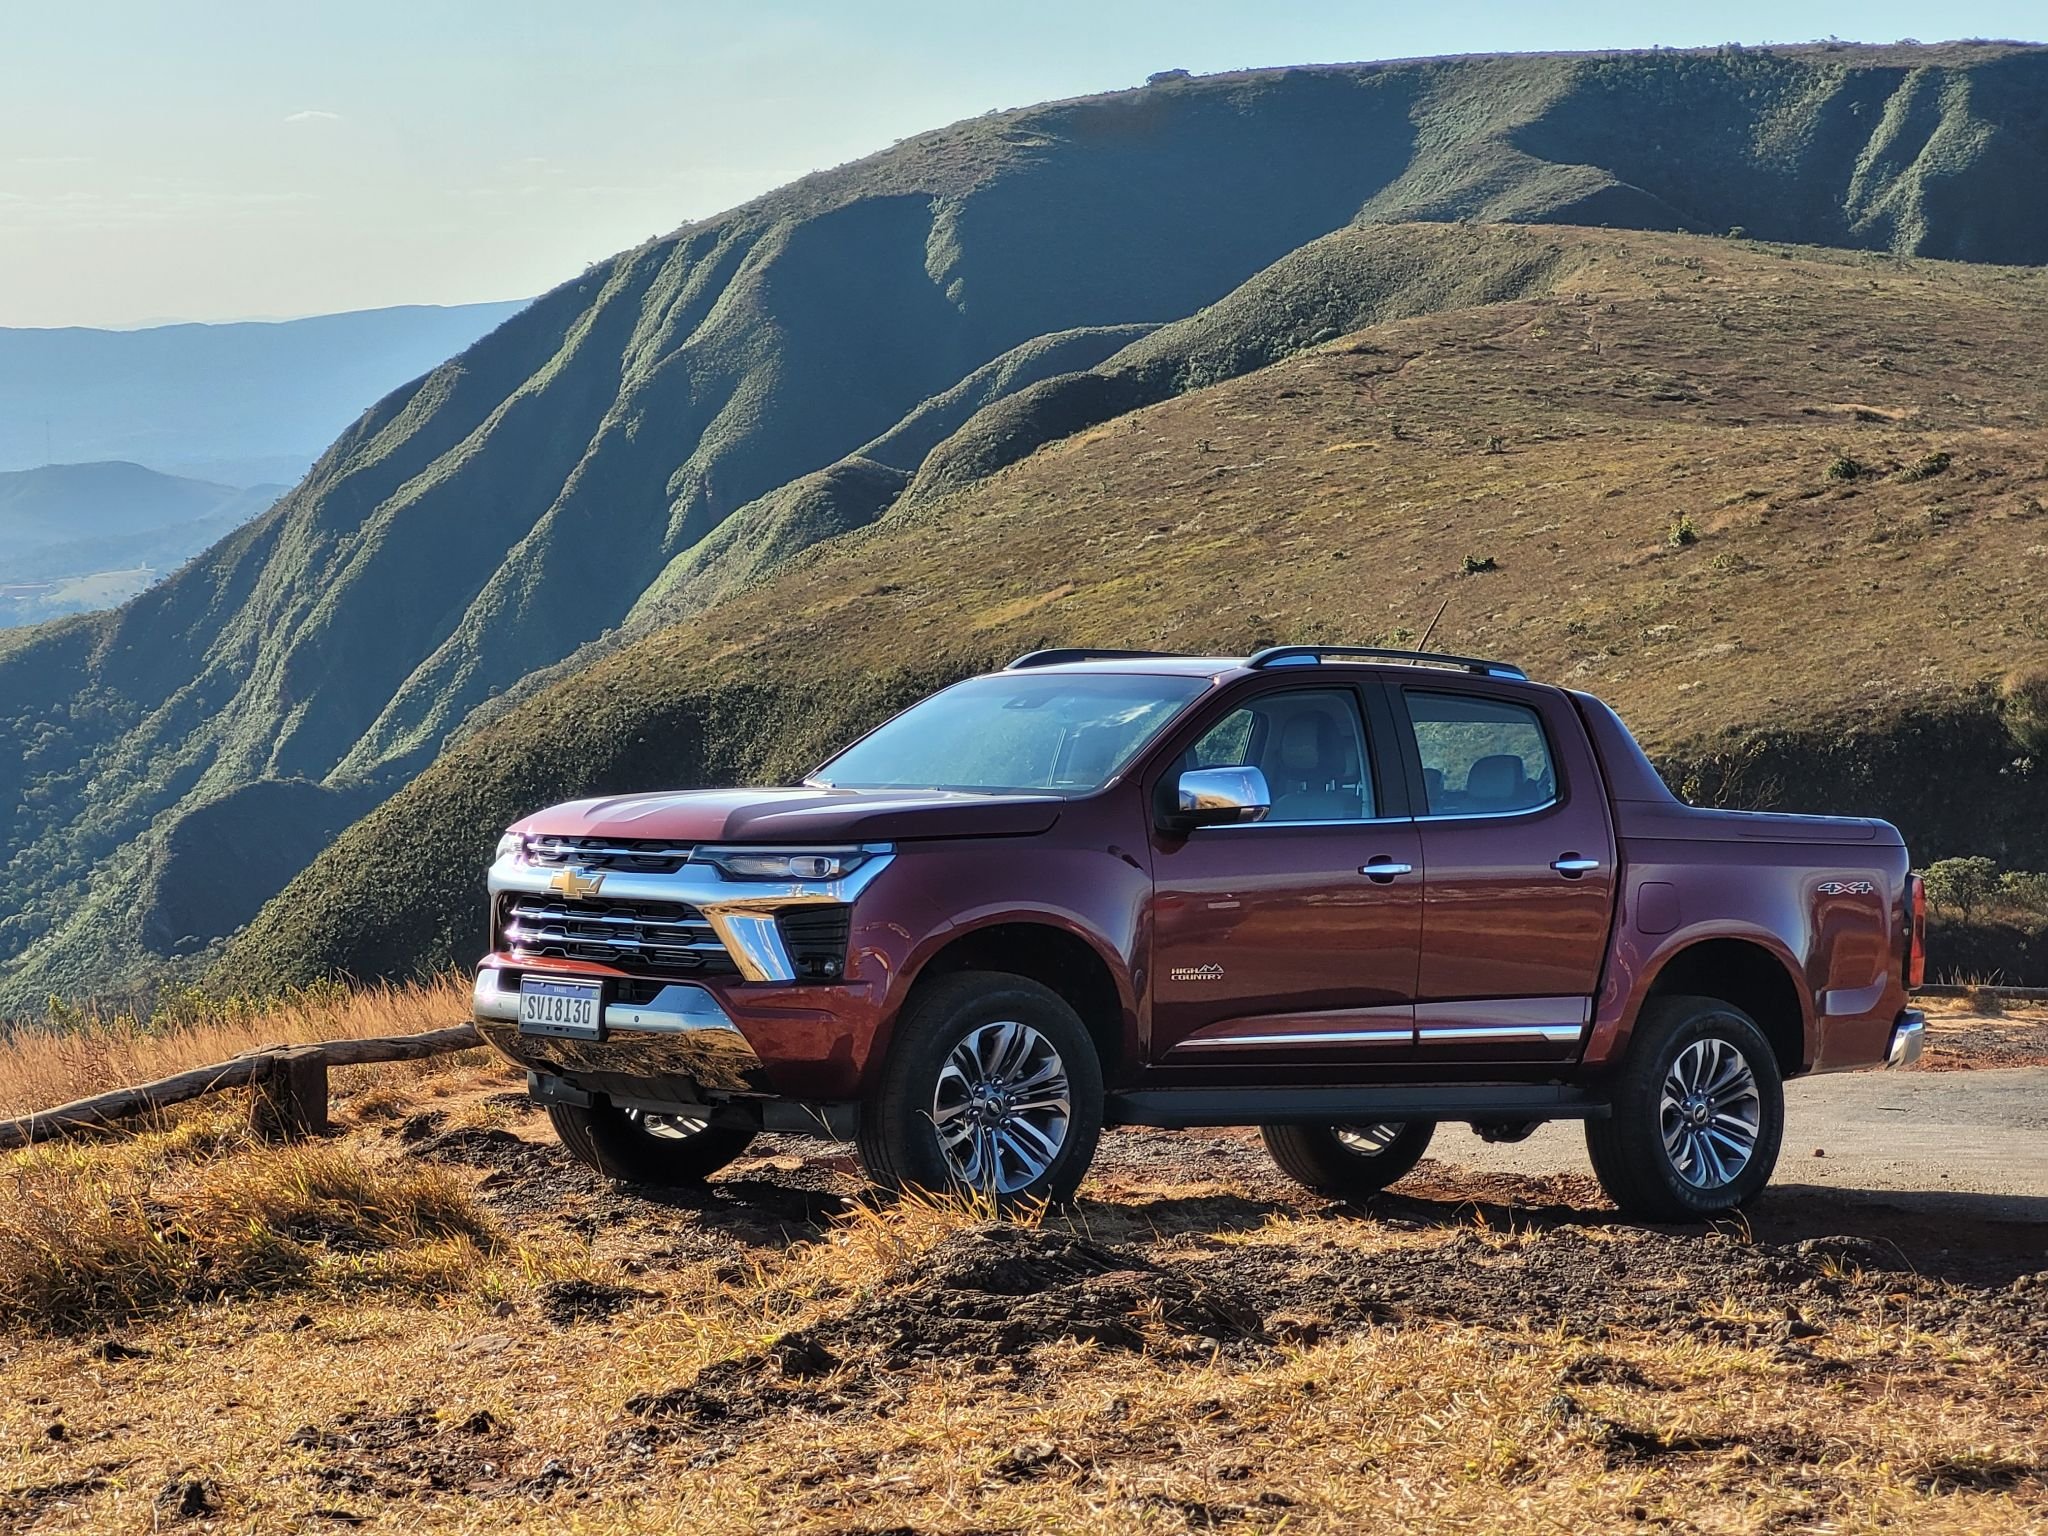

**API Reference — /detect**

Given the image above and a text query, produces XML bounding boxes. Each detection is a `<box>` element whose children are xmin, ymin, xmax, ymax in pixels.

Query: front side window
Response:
<box><xmin>812</xmin><ymin>673</ymin><xmax>1207</xmax><ymax>793</ymax></box>
<box><xmin>1405</xmin><ymin>691</ymin><xmax>1556</xmax><ymax>816</ymax></box>
<box><xmin>1179</xmin><ymin>688</ymin><xmax>1376</xmax><ymax>823</ymax></box>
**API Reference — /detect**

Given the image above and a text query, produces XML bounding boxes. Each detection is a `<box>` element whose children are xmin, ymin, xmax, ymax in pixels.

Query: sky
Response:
<box><xmin>1</xmin><ymin>0</ymin><xmax>2041</xmax><ymax>329</ymax></box>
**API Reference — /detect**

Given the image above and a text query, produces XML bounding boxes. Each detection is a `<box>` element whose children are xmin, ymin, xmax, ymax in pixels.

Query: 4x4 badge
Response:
<box><xmin>549</xmin><ymin>867</ymin><xmax>604</xmax><ymax>900</ymax></box>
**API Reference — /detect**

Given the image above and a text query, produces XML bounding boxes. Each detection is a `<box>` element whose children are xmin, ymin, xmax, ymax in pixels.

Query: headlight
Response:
<box><xmin>692</xmin><ymin>846</ymin><xmax>879</xmax><ymax>881</ymax></box>
<box><xmin>494</xmin><ymin>831</ymin><xmax>528</xmax><ymax>863</ymax></box>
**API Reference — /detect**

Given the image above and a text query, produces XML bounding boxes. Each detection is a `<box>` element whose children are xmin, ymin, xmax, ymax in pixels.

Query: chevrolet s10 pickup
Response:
<box><xmin>472</xmin><ymin>645</ymin><xmax>1927</xmax><ymax>1220</ymax></box>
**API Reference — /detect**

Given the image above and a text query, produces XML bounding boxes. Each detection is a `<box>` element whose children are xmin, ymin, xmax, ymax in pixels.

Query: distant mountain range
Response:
<box><xmin>3</xmin><ymin>41</ymin><xmax>2047</xmax><ymax>1010</ymax></box>
<box><xmin>0</xmin><ymin>462</ymin><xmax>286</xmax><ymax>627</ymax></box>
<box><xmin>0</xmin><ymin>300</ymin><xmax>528</xmax><ymax>487</ymax></box>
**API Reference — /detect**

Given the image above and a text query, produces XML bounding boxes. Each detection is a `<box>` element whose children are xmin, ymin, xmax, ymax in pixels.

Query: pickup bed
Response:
<box><xmin>472</xmin><ymin>645</ymin><xmax>1928</xmax><ymax>1219</ymax></box>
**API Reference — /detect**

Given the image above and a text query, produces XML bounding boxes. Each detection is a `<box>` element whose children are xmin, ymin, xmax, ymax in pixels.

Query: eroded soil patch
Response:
<box><xmin>622</xmin><ymin>1224</ymin><xmax>1265</xmax><ymax>1446</ymax></box>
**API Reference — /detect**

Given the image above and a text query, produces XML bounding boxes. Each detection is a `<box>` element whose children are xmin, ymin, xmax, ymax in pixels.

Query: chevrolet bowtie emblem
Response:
<box><xmin>548</xmin><ymin>866</ymin><xmax>604</xmax><ymax>900</ymax></box>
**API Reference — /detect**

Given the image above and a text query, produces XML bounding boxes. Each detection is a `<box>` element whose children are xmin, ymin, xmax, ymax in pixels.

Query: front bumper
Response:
<box><xmin>1886</xmin><ymin>1009</ymin><xmax>1926</xmax><ymax>1068</ymax></box>
<box><xmin>472</xmin><ymin>965</ymin><xmax>770</xmax><ymax>1093</ymax></box>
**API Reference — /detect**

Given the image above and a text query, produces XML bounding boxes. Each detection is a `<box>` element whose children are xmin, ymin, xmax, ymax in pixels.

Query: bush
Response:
<box><xmin>1998</xmin><ymin>869</ymin><xmax>2048</xmax><ymax>914</ymax></box>
<box><xmin>1921</xmin><ymin>856</ymin><xmax>2000</xmax><ymax>919</ymax></box>
<box><xmin>1669</xmin><ymin>514</ymin><xmax>1700</xmax><ymax>546</ymax></box>
<box><xmin>1998</xmin><ymin>660</ymin><xmax>2048</xmax><ymax>756</ymax></box>
<box><xmin>1826</xmin><ymin>455</ymin><xmax>1864</xmax><ymax>481</ymax></box>
<box><xmin>1897</xmin><ymin>450</ymin><xmax>1951</xmax><ymax>483</ymax></box>
<box><xmin>1462</xmin><ymin>554</ymin><xmax>1498</xmax><ymax>574</ymax></box>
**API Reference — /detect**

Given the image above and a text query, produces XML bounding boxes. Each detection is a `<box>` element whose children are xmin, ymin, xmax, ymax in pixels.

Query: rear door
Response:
<box><xmin>1391</xmin><ymin>683</ymin><xmax>1616</xmax><ymax>1063</ymax></box>
<box><xmin>1147</xmin><ymin>682</ymin><xmax>1423</xmax><ymax>1066</ymax></box>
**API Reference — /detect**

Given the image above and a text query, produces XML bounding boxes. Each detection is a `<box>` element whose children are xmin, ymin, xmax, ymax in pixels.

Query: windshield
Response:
<box><xmin>812</xmin><ymin>673</ymin><xmax>1208</xmax><ymax>793</ymax></box>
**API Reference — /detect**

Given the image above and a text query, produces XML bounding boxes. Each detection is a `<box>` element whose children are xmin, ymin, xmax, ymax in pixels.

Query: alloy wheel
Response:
<box><xmin>1334</xmin><ymin>1123</ymin><xmax>1408</xmax><ymax>1156</ymax></box>
<box><xmin>631</xmin><ymin>1109</ymin><xmax>711</xmax><ymax>1140</ymax></box>
<box><xmin>1658</xmin><ymin>1037</ymin><xmax>1762</xmax><ymax>1189</ymax></box>
<box><xmin>930</xmin><ymin>1020</ymin><xmax>1073</xmax><ymax>1194</ymax></box>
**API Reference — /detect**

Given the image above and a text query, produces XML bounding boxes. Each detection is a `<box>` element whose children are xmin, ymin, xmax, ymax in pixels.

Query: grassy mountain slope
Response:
<box><xmin>216</xmin><ymin>225</ymin><xmax>2048</xmax><ymax>992</ymax></box>
<box><xmin>8</xmin><ymin>42</ymin><xmax>2048</xmax><ymax>1010</ymax></box>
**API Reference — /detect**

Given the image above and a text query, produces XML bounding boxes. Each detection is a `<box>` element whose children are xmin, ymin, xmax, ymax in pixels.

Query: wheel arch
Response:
<box><xmin>903</xmin><ymin>917</ymin><xmax>1135</xmax><ymax>1081</ymax></box>
<box><xmin>1638</xmin><ymin>935</ymin><xmax>1811</xmax><ymax>1077</ymax></box>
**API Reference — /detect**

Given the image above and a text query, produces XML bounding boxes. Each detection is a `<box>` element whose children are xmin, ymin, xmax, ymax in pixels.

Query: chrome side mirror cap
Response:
<box><xmin>1171</xmin><ymin>765</ymin><xmax>1272</xmax><ymax>828</ymax></box>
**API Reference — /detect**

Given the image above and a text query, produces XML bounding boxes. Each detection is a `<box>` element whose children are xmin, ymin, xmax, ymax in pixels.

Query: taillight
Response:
<box><xmin>1905</xmin><ymin>874</ymin><xmax>1927</xmax><ymax>990</ymax></box>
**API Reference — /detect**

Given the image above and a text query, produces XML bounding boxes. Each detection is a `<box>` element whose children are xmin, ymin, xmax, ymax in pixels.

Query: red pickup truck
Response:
<box><xmin>471</xmin><ymin>646</ymin><xmax>1927</xmax><ymax>1221</ymax></box>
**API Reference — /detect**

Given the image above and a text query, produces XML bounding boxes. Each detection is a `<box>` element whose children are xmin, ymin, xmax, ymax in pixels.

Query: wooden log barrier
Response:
<box><xmin>0</xmin><ymin>1022</ymin><xmax>484</xmax><ymax>1150</ymax></box>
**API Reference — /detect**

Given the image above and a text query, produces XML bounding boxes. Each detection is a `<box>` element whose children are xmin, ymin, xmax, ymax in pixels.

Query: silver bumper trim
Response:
<box><xmin>471</xmin><ymin>966</ymin><xmax>768</xmax><ymax>1091</ymax></box>
<box><xmin>474</xmin><ymin>966</ymin><xmax>746</xmax><ymax>1039</ymax></box>
<box><xmin>1886</xmin><ymin>1010</ymin><xmax>1926</xmax><ymax>1068</ymax></box>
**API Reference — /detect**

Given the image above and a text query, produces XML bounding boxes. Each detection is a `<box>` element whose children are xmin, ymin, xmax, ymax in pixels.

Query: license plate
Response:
<box><xmin>519</xmin><ymin>977</ymin><xmax>604</xmax><ymax>1040</ymax></box>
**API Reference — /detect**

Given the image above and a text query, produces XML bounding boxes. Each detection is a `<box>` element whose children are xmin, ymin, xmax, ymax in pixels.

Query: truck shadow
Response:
<box><xmin>1340</xmin><ymin>1172</ymin><xmax>2047</xmax><ymax>1288</ymax></box>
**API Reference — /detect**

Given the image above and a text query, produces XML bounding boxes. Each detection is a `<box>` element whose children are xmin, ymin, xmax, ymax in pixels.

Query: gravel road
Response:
<box><xmin>1443</xmin><ymin>1066</ymin><xmax>2048</xmax><ymax>1229</ymax></box>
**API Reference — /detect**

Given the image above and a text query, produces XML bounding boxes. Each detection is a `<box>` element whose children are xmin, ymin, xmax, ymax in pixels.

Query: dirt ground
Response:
<box><xmin>1917</xmin><ymin>995</ymin><xmax>2048</xmax><ymax>1071</ymax></box>
<box><xmin>1</xmin><ymin>1010</ymin><xmax>2044</xmax><ymax>1533</ymax></box>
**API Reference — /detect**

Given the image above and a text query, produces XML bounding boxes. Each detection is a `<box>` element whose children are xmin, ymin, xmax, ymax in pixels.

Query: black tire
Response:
<box><xmin>1585</xmin><ymin>994</ymin><xmax>1785</xmax><ymax>1221</ymax></box>
<box><xmin>856</xmin><ymin>970</ymin><xmax>1104</xmax><ymax>1207</ymax></box>
<box><xmin>1261</xmin><ymin>1120</ymin><xmax>1436</xmax><ymax>1198</ymax></box>
<box><xmin>546</xmin><ymin>1101</ymin><xmax>756</xmax><ymax>1185</ymax></box>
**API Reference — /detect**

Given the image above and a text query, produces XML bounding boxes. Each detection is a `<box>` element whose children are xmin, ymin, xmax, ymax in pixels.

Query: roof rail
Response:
<box><xmin>1247</xmin><ymin>645</ymin><xmax>1528</xmax><ymax>680</ymax></box>
<box><xmin>1006</xmin><ymin>648</ymin><xmax>1184</xmax><ymax>670</ymax></box>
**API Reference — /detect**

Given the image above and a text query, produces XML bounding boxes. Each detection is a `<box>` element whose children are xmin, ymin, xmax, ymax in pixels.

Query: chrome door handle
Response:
<box><xmin>1552</xmin><ymin>856</ymin><xmax>1600</xmax><ymax>876</ymax></box>
<box><xmin>1361</xmin><ymin>859</ymin><xmax>1413</xmax><ymax>882</ymax></box>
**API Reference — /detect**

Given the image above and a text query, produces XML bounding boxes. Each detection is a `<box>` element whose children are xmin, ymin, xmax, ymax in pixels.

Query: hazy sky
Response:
<box><xmin>3</xmin><ymin>1</ymin><xmax>2040</xmax><ymax>328</ymax></box>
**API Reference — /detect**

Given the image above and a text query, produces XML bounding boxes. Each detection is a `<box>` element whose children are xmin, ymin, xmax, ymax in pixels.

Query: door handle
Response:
<box><xmin>1552</xmin><ymin>855</ymin><xmax>1600</xmax><ymax>876</ymax></box>
<box><xmin>1360</xmin><ymin>858</ymin><xmax>1413</xmax><ymax>882</ymax></box>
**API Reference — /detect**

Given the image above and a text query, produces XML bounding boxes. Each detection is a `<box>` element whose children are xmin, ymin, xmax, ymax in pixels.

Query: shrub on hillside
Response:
<box><xmin>1999</xmin><ymin>660</ymin><xmax>2048</xmax><ymax>755</ymax></box>
<box><xmin>1897</xmin><ymin>451</ymin><xmax>1952</xmax><ymax>483</ymax></box>
<box><xmin>1669</xmin><ymin>514</ymin><xmax>1700</xmax><ymax>546</ymax></box>
<box><xmin>1826</xmin><ymin>454</ymin><xmax>1864</xmax><ymax>481</ymax></box>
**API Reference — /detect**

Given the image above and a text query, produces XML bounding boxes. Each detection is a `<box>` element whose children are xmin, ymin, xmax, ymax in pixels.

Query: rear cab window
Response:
<box><xmin>1403</xmin><ymin>690</ymin><xmax>1556</xmax><ymax>816</ymax></box>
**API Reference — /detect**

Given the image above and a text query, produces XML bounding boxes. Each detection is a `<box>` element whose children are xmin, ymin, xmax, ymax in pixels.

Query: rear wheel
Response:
<box><xmin>856</xmin><ymin>971</ymin><xmax>1103</xmax><ymax>1207</ymax></box>
<box><xmin>1585</xmin><ymin>995</ymin><xmax>1785</xmax><ymax>1221</ymax></box>
<box><xmin>1261</xmin><ymin>1120</ymin><xmax>1436</xmax><ymax>1199</ymax></box>
<box><xmin>546</xmin><ymin>1100</ymin><xmax>756</xmax><ymax>1185</ymax></box>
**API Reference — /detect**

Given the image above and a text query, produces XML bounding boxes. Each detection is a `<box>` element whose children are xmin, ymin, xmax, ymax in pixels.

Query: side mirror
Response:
<box><xmin>1166</xmin><ymin>765</ymin><xmax>1272</xmax><ymax>830</ymax></box>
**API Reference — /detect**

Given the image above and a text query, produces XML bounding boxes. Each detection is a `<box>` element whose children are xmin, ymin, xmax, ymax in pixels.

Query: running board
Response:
<box><xmin>1106</xmin><ymin>1084</ymin><xmax>1610</xmax><ymax>1129</ymax></box>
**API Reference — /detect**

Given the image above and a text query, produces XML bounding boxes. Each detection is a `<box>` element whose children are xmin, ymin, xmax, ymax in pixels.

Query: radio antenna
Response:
<box><xmin>1415</xmin><ymin>595</ymin><xmax>1451</xmax><ymax>652</ymax></box>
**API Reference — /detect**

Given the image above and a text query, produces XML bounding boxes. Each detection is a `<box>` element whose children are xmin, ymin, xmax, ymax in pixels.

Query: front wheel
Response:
<box><xmin>1585</xmin><ymin>995</ymin><xmax>1785</xmax><ymax>1221</ymax></box>
<box><xmin>546</xmin><ymin>1101</ymin><xmax>756</xmax><ymax>1185</ymax></box>
<box><xmin>1261</xmin><ymin>1121</ymin><xmax>1436</xmax><ymax>1199</ymax></box>
<box><xmin>856</xmin><ymin>971</ymin><xmax>1104</xmax><ymax>1207</ymax></box>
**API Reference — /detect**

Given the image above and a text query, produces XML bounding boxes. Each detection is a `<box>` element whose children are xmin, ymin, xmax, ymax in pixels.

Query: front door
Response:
<box><xmin>1148</xmin><ymin>684</ymin><xmax>1423</xmax><ymax>1064</ymax></box>
<box><xmin>1394</xmin><ymin>684</ymin><xmax>1617</xmax><ymax>1063</ymax></box>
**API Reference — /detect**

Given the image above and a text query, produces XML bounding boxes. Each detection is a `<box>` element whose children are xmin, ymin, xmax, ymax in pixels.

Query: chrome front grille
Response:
<box><xmin>525</xmin><ymin>836</ymin><xmax>695</xmax><ymax>875</ymax></box>
<box><xmin>501</xmin><ymin>896</ymin><xmax>735</xmax><ymax>974</ymax></box>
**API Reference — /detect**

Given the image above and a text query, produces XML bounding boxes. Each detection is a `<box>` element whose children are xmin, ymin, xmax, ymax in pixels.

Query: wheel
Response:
<box><xmin>856</xmin><ymin>970</ymin><xmax>1103</xmax><ymax>1207</ymax></box>
<box><xmin>1585</xmin><ymin>994</ymin><xmax>1785</xmax><ymax>1221</ymax></box>
<box><xmin>1261</xmin><ymin>1120</ymin><xmax>1436</xmax><ymax>1198</ymax></box>
<box><xmin>546</xmin><ymin>1100</ymin><xmax>756</xmax><ymax>1185</ymax></box>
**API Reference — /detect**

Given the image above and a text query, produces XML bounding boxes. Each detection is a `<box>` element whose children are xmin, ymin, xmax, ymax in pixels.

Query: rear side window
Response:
<box><xmin>1405</xmin><ymin>691</ymin><xmax>1556</xmax><ymax>816</ymax></box>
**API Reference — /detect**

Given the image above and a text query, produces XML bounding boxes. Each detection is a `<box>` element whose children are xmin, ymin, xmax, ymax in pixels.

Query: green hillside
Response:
<box><xmin>6</xmin><ymin>42</ymin><xmax>2048</xmax><ymax>1011</ymax></box>
<box><xmin>216</xmin><ymin>225</ymin><xmax>2048</xmax><ymax>993</ymax></box>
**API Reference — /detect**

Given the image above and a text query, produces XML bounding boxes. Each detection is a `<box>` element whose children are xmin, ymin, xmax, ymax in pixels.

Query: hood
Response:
<box><xmin>516</xmin><ymin>786</ymin><xmax>1065</xmax><ymax>844</ymax></box>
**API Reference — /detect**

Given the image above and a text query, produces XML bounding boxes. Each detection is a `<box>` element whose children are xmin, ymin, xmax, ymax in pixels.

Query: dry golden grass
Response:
<box><xmin>0</xmin><ymin>1054</ymin><xmax>2040</xmax><ymax>1533</ymax></box>
<box><xmin>0</xmin><ymin>976</ymin><xmax>472</xmax><ymax>1118</ymax></box>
